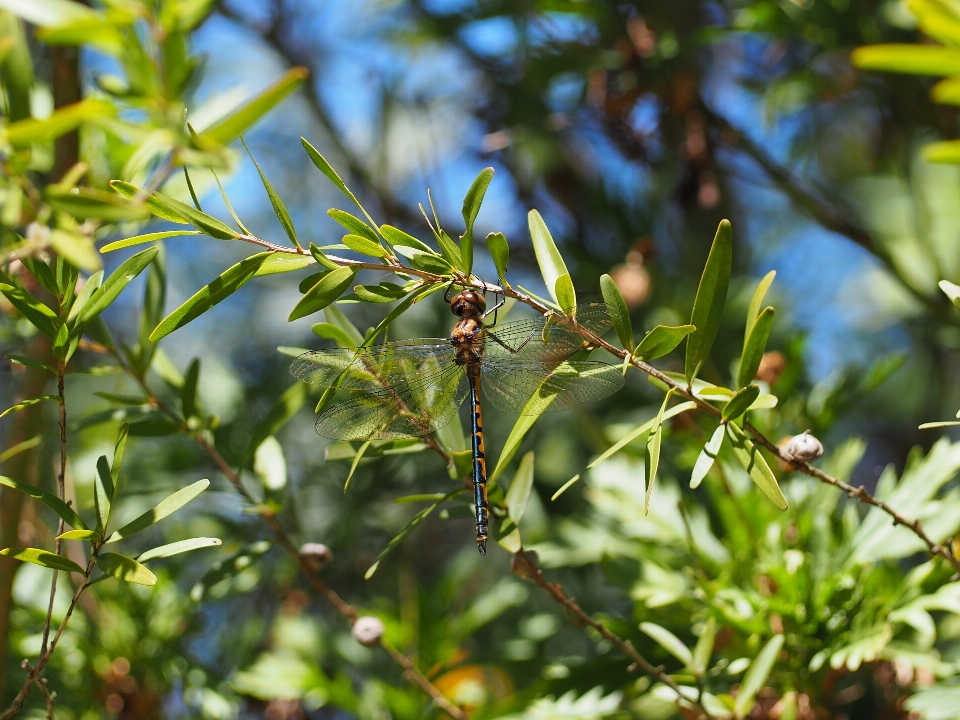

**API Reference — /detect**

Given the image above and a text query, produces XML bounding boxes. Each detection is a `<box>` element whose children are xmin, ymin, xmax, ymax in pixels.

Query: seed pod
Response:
<box><xmin>352</xmin><ymin>616</ymin><xmax>385</xmax><ymax>647</ymax></box>
<box><xmin>299</xmin><ymin>543</ymin><xmax>333</xmax><ymax>571</ymax></box>
<box><xmin>785</xmin><ymin>430</ymin><xmax>823</xmax><ymax>463</ymax></box>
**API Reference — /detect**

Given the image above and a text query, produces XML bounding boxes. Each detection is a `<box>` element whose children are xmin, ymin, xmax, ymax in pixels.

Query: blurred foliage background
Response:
<box><xmin>7</xmin><ymin>0</ymin><xmax>960</xmax><ymax>718</ymax></box>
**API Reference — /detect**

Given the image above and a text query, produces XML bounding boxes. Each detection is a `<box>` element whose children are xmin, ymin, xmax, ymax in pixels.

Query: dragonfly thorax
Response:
<box><xmin>449</xmin><ymin>289</ymin><xmax>485</xmax><ymax>317</ymax></box>
<box><xmin>451</xmin><ymin>317</ymin><xmax>485</xmax><ymax>365</ymax></box>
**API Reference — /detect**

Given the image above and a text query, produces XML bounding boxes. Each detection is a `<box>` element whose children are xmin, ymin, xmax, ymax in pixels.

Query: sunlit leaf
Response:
<box><xmin>745</xmin><ymin>271</ymin><xmax>776</xmax><ymax>337</ymax></box>
<box><xmin>301</xmin><ymin>136</ymin><xmax>379</xmax><ymax>230</ymax></box>
<box><xmin>486</xmin><ymin>231</ymin><xmax>509</xmax><ymax>281</ymax></box>
<box><xmin>0</xmin><ymin>475</ymin><xmax>88</xmax><ymax>530</ymax></box>
<box><xmin>329</xmin><ymin>209</ymin><xmax>379</xmax><ymax>244</ymax></box>
<box><xmin>74</xmin><ymin>246</ymin><xmax>159</xmax><ymax>330</ymax></box>
<box><xmin>46</xmin><ymin>186</ymin><xmax>148</xmax><ymax>224</ymax></box>
<box><xmin>106</xmin><ymin>479</ymin><xmax>210</xmax><ymax>542</ymax></box>
<box><xmin>6</xmin><ymin>98</ymin><xmax>113</xmax><ymax>146</ymax></box>
<box><xmin>288</xmin><ymin>266</ymin><xmax>357</xmax><ymax>321</ymax></box>
<box><xmin>243</xmin><ymin>138</ymin><xmax>300</xmax><ymax>248</ymax></box>
<box><xmin>738</xmin><ymin>308</ymin><xmax>775</xmax><ymax>389</ymax></box>
<box><xmin>202</xmin><ymin>67</ymin><xmax>308</xmax><ymax>144</ymax></box>
<box><xmin>0</xmin><ymin>277</ymin><xmax>59</xmax><ymax>338</ymax></box>
<box><xmin>528</xmin><ymin>210</ymin><xmax>575</xmax><ymax>311</ymax></box>
<box><xmin>685</xmin><ymin>220</ymin><xmax>733</xmax><ymax>383</ymax></box>
<box><xmin>852</xmin><ymin>44</ymin><xmax>960</xmax><ymax>75</ymax></box>
<box><xmin>691</xmin><ymin>425</ymin><xmax>725</xmax><ymax>489</ymax></box>
<box><xmin>152</xmin><ymin>191</ymin><xmax>240</xmax><ymax>240</ymax></box>
<box><xmin>722</xmin><ymin>385</ymin><xmax>760</xmax><ymax>422</ymax></box>
<box><xmin>635</xmin><ymin>325</ymin><xmax>696</xmax><ymax>361</ymax></box>
<box><xmin>0</xmin><ymin>547</ymin><xmax>83</xmax><ymax>574</ymax></box>
<box><xmin>645</xmin><ymin>391</ymin><xmax>672</xmax><ymax>515</ymax></box>
<box><xmin>460</xmin><ymin>167</ymin><xmax>494</xmax><ymax>277</ymax></box>
<box><xmin>245</xmin><ymin>382</ymin><xmax>307</xmax><ymax>461</ymax></box>
<box><xmin>96</xmin><ymin>552</ymin><xmax>157</xmax><ymax>585</ymax></box>
<box><xmin>57</xmin><ymin>529</ymin><xmax>98</xmax><ymax>541</ymax></box>
<box><xmin>6</xmin><ymin>354</ymin><xmax>56</xmax><ymax>374</ymax></box>
<box><xmin>94</xmin><ymin>455</ymin><xmax>113</xmax><ymax>531</ymax></box>
<box><xmin>150</xmin><ymin>252</ymin><xmax>271</xmax><ymax>341</ymax></box>
<box><xmin>181</xmin><ymin>358</ymin><xmax>200</xmax><ymax>419</ymax></box>
<box><xmin>0</xmin><ymin>395</ymin><xmax>60</xmax><ymax>419</ymax></box>
<box><xmin>725</xmin><ymin>422</ymin><xmax>787</xmax><ymax>510</ymax></box>
<box><xmin>110</xmin><ymin>181</ymin><xmax>188</xmax><ymax>224</ymax></box>
<box><xmin>640</xmin><ymin>622</ymin><xmax>693</xmax><ymax>666</ymax></box>
<box><xmin>137</xmin><ymin>537</ymin><xmax>222</xmax><ymax>563</ymax></box>
<box><xmin>600</xmin><ymin>274</ymin><xmax>632</xmax><ymax>351</ymax></box>
<box><xmin>381</xmin><ymin>224</ymin><xmax>433</xmax><ymax>253</ymax></box>
<box><xmin>342</xmin><ymin>233</ymin><xmax>387</xmax><ymax>258</ymax></box>
<box><xmin>691</xmin><ymin>617</ymin><xmax>717</xmax><ymax>675</ymax></box>
<box><xmin>344</xmin><ymin>439</ymin><xmax>372</xmax><ymax>492</ymax></box>
<box><xmin>734</xmin><ymin>634</ymin><xmax>784</xmax><ymax>717</ymax></box>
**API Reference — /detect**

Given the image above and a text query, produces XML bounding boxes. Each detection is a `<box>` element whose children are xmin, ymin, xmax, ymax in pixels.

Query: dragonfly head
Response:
<box><xmin>449</xmin><ymin>290</ymin><xmax>486</xmax><ymax>317</ymax></box>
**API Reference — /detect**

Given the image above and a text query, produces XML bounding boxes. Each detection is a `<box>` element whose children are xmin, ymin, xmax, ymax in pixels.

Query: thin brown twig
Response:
<box><xmin>381</xmin><ymin>639</ymin><xmax>470</xmax><ymax>720</ymax></box>
<box><xmin>510</xmin><ymin>552</ymin><xmax>713</xmax><ymax>719</ymax></box>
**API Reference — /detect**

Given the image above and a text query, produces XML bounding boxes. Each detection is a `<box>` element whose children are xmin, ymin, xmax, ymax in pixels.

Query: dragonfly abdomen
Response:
<box><xmin>467</xmin><ymin>364</ymin><xmax>488</xmax><ymax>555</ymax></box>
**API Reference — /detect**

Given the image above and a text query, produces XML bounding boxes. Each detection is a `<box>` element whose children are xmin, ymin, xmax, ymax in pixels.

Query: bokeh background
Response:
<box><xmin>6</xmin><ymin>0</ymin><xmax>960</xmax><ymax>718</ymax></box>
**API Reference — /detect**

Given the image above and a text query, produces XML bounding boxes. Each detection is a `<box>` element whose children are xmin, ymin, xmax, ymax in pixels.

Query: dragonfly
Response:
<box><xmin>290</xmin><ymin>288</ymin><xmax>624</xmax><ymax>554</ymax></box>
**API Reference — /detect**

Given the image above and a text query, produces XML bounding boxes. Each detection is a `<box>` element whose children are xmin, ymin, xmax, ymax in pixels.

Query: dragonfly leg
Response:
<box><xmin>481</xmin><ymin>292</ymin><xmax>505</xmax><ymax>325</ymax></box>
<box><xmin>486</xmin><ymin>327</ymin><xmax>539</xmax><ymax>355</ymax></box>
<box><xmin>467</xmin><ymin>365</ymin><xmax>488</xmax><ymax>555</ymax></box>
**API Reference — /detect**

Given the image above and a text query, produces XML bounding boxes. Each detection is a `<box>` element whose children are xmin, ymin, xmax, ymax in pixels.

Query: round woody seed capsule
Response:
<box><xmin>785</xmin><ymin>430</ymin><xmax>823</xmax><ymax>462</ymax></box>
<box><xmin>299</xmin><ymin>543</ymin><xmax>333</xmax><ymax>570</ymax></box>
<box><xmin>352</xmin><ymin>616</ymin><xmax>385</xmax><ymax>647</ymax></box>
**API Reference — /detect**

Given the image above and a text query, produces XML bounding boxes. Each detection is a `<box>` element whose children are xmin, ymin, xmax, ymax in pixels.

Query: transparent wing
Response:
<box><xmin>290</xmin><ymin>339</ymin><xmax>455</xmax><ymax>392</ymax></box>
<box><xmin>482</xmin><ymin>304</ymin><xmax>612</xmax><ymax>363</ymax></box>
<box><xmin>481</xmin><ymin>360</ymin><xmax>624</xmax><ymax>415</ymax></box>
<box><xmin>315</xmin><ymin>364</ymin><xmax>467</xmax><ymax>440</ymax></box>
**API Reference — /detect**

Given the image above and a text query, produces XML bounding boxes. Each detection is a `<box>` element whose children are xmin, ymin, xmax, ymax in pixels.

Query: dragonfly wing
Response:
<box><xmin>290</xmin><ymin>339</ymin><xmax>454</xmax><ymax>392</ymax></box>
<box><xmin>315</xmin><ymin>365</ymin><xmax>467</xmax><ymax>440</ymax></box>
<box><xmin>481</xmin><ymin>360</ymin><xmax>624</xmax><ymax>416</ymax></box>
<box><xmin>482</xmin><ymin>304</ymin><xmax>612</xmax><ymax>362</ymax></box>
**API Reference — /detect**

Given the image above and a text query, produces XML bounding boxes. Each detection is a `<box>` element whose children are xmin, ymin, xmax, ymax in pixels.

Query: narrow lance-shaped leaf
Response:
<box><xmin>94</xmin><ymin>455</ymin><xmax>113</xmax><ymax>531</ymax></box>
<box><xmin>486</xmin><ymin>231</ymin><xmax>509</xmax><ymax>281</ymax></box>
<box><xmin>288</xmin><ymin>266</ymin><xmax>357</xmax><ymax>322</ymax></box>
<box><xmin>96</xmin><ymin>552</ymin><xmax>157</xmax><ymax>586</ymax></box>
<box><xmin>181</xmin><ymin>359</ymin><xmax>200</xmax><ymax>419</ymax></box>
<box><xmin>460</xmin><ymin>167</ymin><xmax>494</xmax><ymax>277</ymax></box>
<box><xmin>301</xmin><ymin>137</ymin><xmax>380</xmax><ymax>231</ymax></box>
<box><xmin>600</xmin><ymin>274</ymin><xmax>632</xmax><ymax>351</ymax></box>
<box><xmin>342</xmin><ymin>234</ymin><xmax>387</xmax><ymax>258</ymax></box>
<box><xmin>726</xmin><ymin>422</ymin><xmax>787</xmax><ymax>510</ymax></box>
<box><xmin>364</xmin><ymin>490</ymin><xmax>462</xmax><ymax>579</ymax></box>
<box><xmin>137</xmin><ymin>537</ymin><xmax>222</xmax><ymax>563</ymax></box>
<box><xmin>0</xmin><ymin>476</ymin><xmax>88</xmax><ymax>530</ymax></box>
<box><xmin>343</xmin><ymin>439</ymin><xmax>372</xmax><ymax>492</ymax></box>
<box><xmin>851</xmin><ymin>44</ymin><xmax>960</xmax><ymax>75</ymax></box>
<box><xmin>528</xmin><ymin>210</ymin><xmax>576</xmax><ymax>312</ymax></box>
<box><xmin>106</xmin><ymin>479</ymin><xmax>210</xmax><ymax>543</ymax></box>
<box><xmin>0</xmin><ymin>548</ymin><xmax>83</xmax><ymax>574</ymax></box>
<box><xmin>738</xmin><ymin>307</ymin><xmax>775</xmax><ymax>389</ymax></box>
<box><xmin>74</xmin><ymin>246</ymin><xmax>159</xmax><ymax>330</ymax></box>
<box><xmin>57</xmin><ymin>529</ymin><xmax>99</xmax><ymax>541</ymax></box>
<box><xmin>138</xmin><ymin>245</ymin><xmax>165</xmax><ymax>369</ymax></box>
<box><xmin>151</xmin><ymin>192</ymin><xmax>240</xmax><ymax>240</ymax></box>
<box><xmin>309</xmin><ymin>243</ymin><xmax>339</xmax><ymax>271</ymax></box>
<box><xmin>745</xmin><ymin>270</ymin><xmax>776</xmax><ymax>337</ymax></box>
<box><xmin>243</xmin><ymin>138</ymin><xmax>301</xmax><ymax>249</ymax></box>
<box><xmin>0</xmin><ymin>278</ymin><xmax>58</xmax><ymax>339</ymax></box>
<box><xmin>691</xmin><ymin>425</ymin><xmax>725</xmax><ymax>489</ymax></box>
<box><xmin>5</xmin><ymin>355</ymin><xmax>55</xmax><ymax>374</ymax></box>
<box><xmin>691</xmin><ymin>617</ymin><xmax>718</xmax><ymax>675</ymax></box>
<box><xmin>245</xmin><ymin>382</ymin><xmax>307</xmax><ymax>462</ymax></box>
<box><xmin>0</xmin><ymin>395</ymin><xmax>60</xmax><ymax>419</ymax></box>
<box><xmin>202</xmin><ymin>67</ymin><xmax>309</xmax><ymax>145</ymax></box>
<box><xmin>639</xmin><ymin>622</ymin><xmax>693</xmax><ymax>666</ymax></box>
<box><xmin>635</xmin><ymin>325</ymin><xmax>696</xmax><ymax>361</ymax></box>
<box><xmin>685</xmin><ymin>220</ymin><xmax>733</xmax><ymax>384</ymax></box>
<box><xmin>939</xmin><ymin>280</ymin><xmax>960</xmax><ymax>311</ymax></box>
<box><xmin>150</xmin><ymin>253</ymin><xmax>271</xmax><ymax>341</ymax></box>
<box><xmin>734</xmin><ymin>634</ymin><xmax>785</xmax><ymax>718</ymax></box>
<box><xmin>254</xmin><ymin>253</ymin><xmax>314</xmax><ymax>277</ymax></box>
<box><xmin>324</xmin><ymin>304</ymin><xmax>365</xmax><ymax>346</ymax></box>
<box><xmin>110</xmin><ymin>180</ymin><xmax>188</xmax><ymax>224</ymax></box>
<box><xmin>505</xmin><ymin>451</ymin><xmax>535</xmax><ymax>524</ymax></box>
<box><xmin>645</xmin><ymin>390</ymin><xmax>673</xmax><ymax>515</ymax></box>
<box><xmin>330</xmin><ymin>209</ymin><xmax>379</xmax><ymax>244</ymax></box>
<box><xmin>381</xmin><ymin>225</ymin><xmax>434</xmax><ymax>253</ymax></box>
<box><xmin>722</xmin><ymin>384</ymin><xmax>760</xmax><ymax>422</ymax></box>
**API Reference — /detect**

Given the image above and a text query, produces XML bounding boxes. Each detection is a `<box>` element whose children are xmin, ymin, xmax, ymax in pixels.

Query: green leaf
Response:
<box><xmin>745</xmin><ymin>271</ymin><xmax>776</xmax><ymax>337</ymax></box>
<box><xmin>640</xmin><ymin>622</ymin><xmax>693</xmax><ymax>667</ymax></box>
<box><xmin>96</xmin><ymin>552</ymin><xmax>157</xmax><ymax>586</ymax></box>
<box><xmin>100</xmin><ymin>230</ymin><xmax>202</xmax><ymax>254</ymax></box>
<box><xmin>486</xmin><ymin>231</ymin><xmax>509</xmax><ymax>280</ymax></box>
<box><xmin>0</xmin><ymin>0</ymin><xmax>96</xmax><ymax>28</ymax></box>
<box><xmin>288</xmin><ymin>266</ymin><xmax>357</xmax><ymax>322</ymax></box>
<box><xmin>738</xmin><ymin>307</ymin><xmax>775</xmax><ymax>389</ymax></box>
<box><xmin>181</xmin><ymin>358</ymin><xmax>200</xmax><ymax>419</ymax></box>
<box><xmin>324</xmin><ymin>304</ymin><xmax>365</xmax><ymax>346</ymax></box>
<box><xmin>381</xmin><ymin>225</ymin><xmax>433</xmax><ymax>253</ymax></box>
<box><xmin>137</xmin><ymin>537</ymin><xmax>222</xmax><ymax>563</ymax></box>
<box><xmin>243</xmin><ymin>138</ymin><xmax>300</xmax><ymax>249</ymax></box>
<box><xmin>851</xmin><ymin>44</ymin><xmax>960</xmax><ymax>75</ymax></box>
<box><xmin>436</xmin><ymin>230</ymin><xmax>462</xmax><ymax>269</ymax></box>
<box><xmin>0</xmin><ymin>436</ymin><xmax>41</xmax><ymax>463</ymax></box>
<box><xmin>635</xmin><ymin>325</ymin><xmax>696</xmax><ymax>361</ymax></box>
<box><xmin>344</xmin><ymin>439</ymin><xmax>372</xmax><ymax>492</ymax></box>
<box><xmin>253</xmin><ymin>436</ymin><xmax>287</xmax><ymax>492</ymax></box>
<box><xmin>734</xmin><ymin>634</ymin><xmax>784</xmax><ymax>718</ymax></box>
<box><xmin>57</xmin><ymin>529</ymin><xmax>99</xmax><ymax>541</ymax></box>
<box><xmin>722</xmin><ymin>384</ymin><xmax>760</xmax><ymax>422</ymax></box>
<box><xmin>150</xmin><ymin>252</ymin><xmax>271</xmax><ymax>341</ymax></box>
<box><xmin>330</xmin><ymin>209</ymin><xmax>379</xmax><ymax>245</ymax></box>
<box><xmin>48</xmin><ymin>230</ymin><xmax>101</xmax><ymax>272</ymax></box>
<box><xmin>301</xmin><ymin>137</ymin><xmax>379</xmax><ymax>230</ymax></box>
<box><xmin>600</xmin><ymin>274</ymin><xmax>632</xmax><ymax>351</ymax></box>
<box><xmin>725</xmin><ymin>422</ymin><xmax>787</xmax><ymax>510</ymax></box>
<box><xmin>551</xmin><ymin>402</ymin><xmax>697</xmax><ymax>500</ymax></box>
<box><xmin>691</xmin><ymin>617</ymin><xmax>717</xmax><ymax>675</ymax></box>
<box><xmin>505</xmin><ymin>451</ymin><xmax>535</xmax><ymax>524</ymax></box>
<box><xmin>932</xmin><ymin>75</ymin><xmax>960</xmax><ymax>106</ymax></box>
<box><xmin>352</xmin><ymin>283</ymin><xmax>407</xmax><ymax>303</ymax></box>
<box><xmin>6</xmin><ymin>98</ymin><xmax>114</xmax><ymax>146</ymax></box>
<box><xmin>528</xmin><ymin>210</ymin><xmax>575</xmax><ymax>310</ymax></box>
<box><xmin>245</xmin><ymin>382</ymin><xmax>307</xmax><ymax>462</ymax></box>
<box><xmin>0</xmin><ymin>548</ymin><xmax>83</xmax><ymax>574</ymax></box>
<box><xmin>202</xmin><ymin>67</ymin><xmax>309</xmax><ymax>144</ymax></box>
<box><xmin>127</xmin><ymin>416</ymin><xmax>180</xmax><ymax>436</ymax></box>
<box><xmin>364</xmin><ymin>490</ymin><xmax>461</xmax><ymax>578</ymax></box>
<box><xmin>0</xmin><ymin>395</ymin><xmax>59</xmax><ymax>419</ymax></box>
<box><xmin>106</xmin><ymin>479</ymin><xmax>210</xmax><ymax>543</ymax></box>
<box><xmin>109</xmin><ymin>181</ymin><xmax>188</xmax><ymax>224</ymax></box>
<box><xmin>0</xmin><ymin>279</ymin><xmax>58</xmax><ymax>338</ymax></box>
<box><xmin>940</xmin><ymin>280</ymin><xmax>960</xmax><ymax>311</ymax></box>
<box><xmin>112</xmin><ymin>423</ymin><xmax>128</xmax><ymax>490</ymax></box>
<box><xmin>138</xmin><ymin>245</ymin><xmax>165</xmax><ymax>368</ymax></box>
<box><xmin>685</xmin><ymin>220</ymin><xmax>733</xmax><ymax>383</ymax></box>
<box><xmin>74</xmin><ymin>246</ymin><xmax>159</xmax><ymax>330</ymax></box>
<box><xmin>5</xmin><ymin>354</ymin><xmax>55</xmax><ymax>374</ymax></box>
<box><xmin>342</xmin><ymin>234</ymin><xmax>387</xmax><ymax>258</ymax></box>
<box><xmin>554</xmin><ymin>273</ymin><xmax>576</xmax><ymax>316</ymax></box>
<box><xmin>460</xmin><ymin>167</ymin><xmax>494</xmax><ymax>277</ymax></box>
<box><xmin>645</xmin><ymin>391</ymin><xmax>672</xmax><ymax>515</ymax></box>
<box><xmin>393</xmin><ymin>245</ymin><xmax>453</xmax><ymax>275</ymax></box>
<box><xmin>309</xmin><ymin>243</ymin><xmax>339</xmax><ymax>271</ymax></box>
<box><xmin>921</xmin><ymin>140</ymin><xmax>960</xmax><ymax>164</ymax></box>
<box><xmin>0</xmin><ymin>475</ymin><xmax>88</xmax><ymax>530</ymax></box>
<box><xmin>312</xmin><ymin>323</ymin><xmax>355</xmax><ymax>346</ymax></box>
<box><xmin>94</xmin><ymin>455</ymin><xmax>113</xmax><ymax>531</ymax></box>
<box><xmin>152</xmin><ymin>192</ymin><xmax>240</xmax><ymax>240</ymax></box>
<box><xmin>691</xmin><ymin>425</ymin><xmax>725</xmax><ymax>489</ymax></box>
<box><xmin>46</xmin><ymin>186</ymin><xmax>148</xmax><ymax>224</ymax></box>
